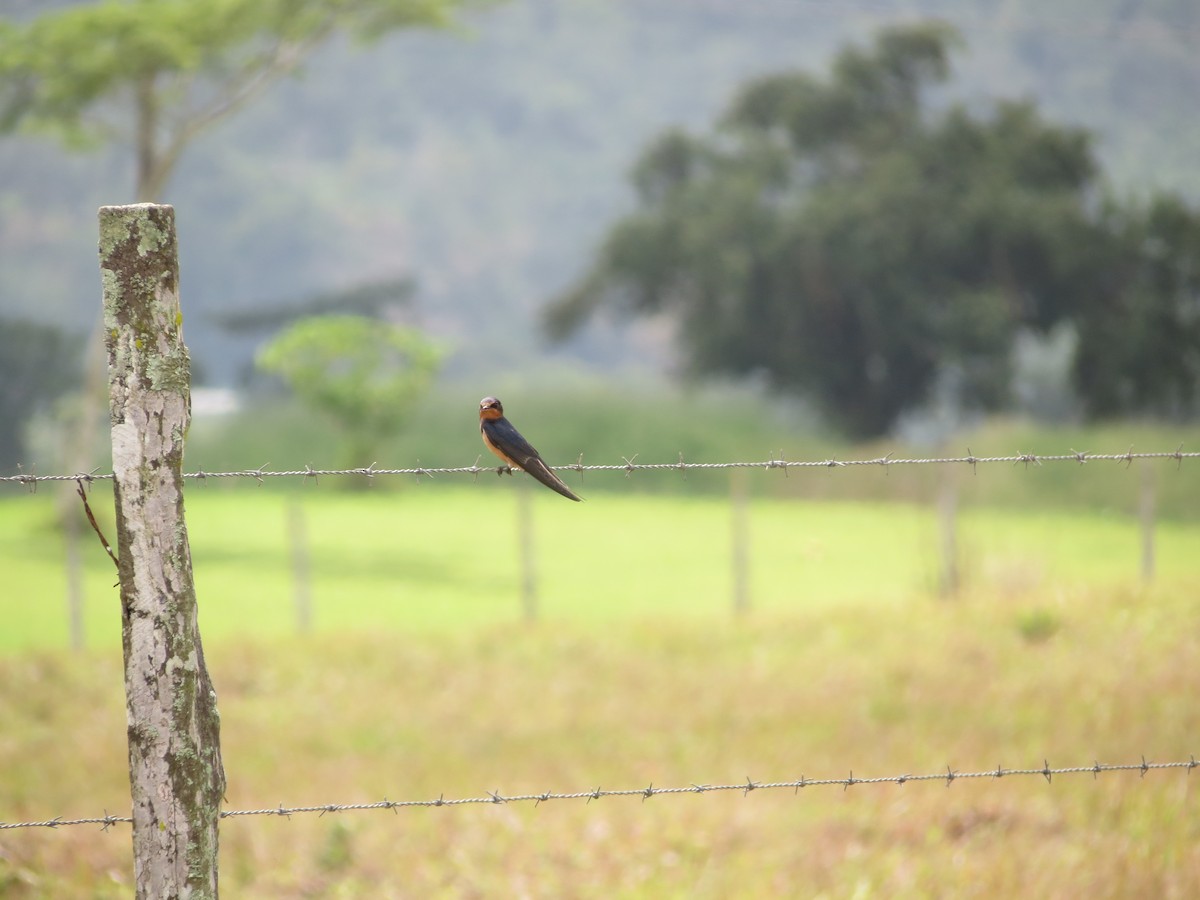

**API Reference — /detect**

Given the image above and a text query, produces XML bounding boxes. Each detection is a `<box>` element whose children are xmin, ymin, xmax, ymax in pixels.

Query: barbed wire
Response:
<box><xmin>2</xmin><ymin>756</ymin><xmax>1194</xmax><ymax>831</ymax></box>
<box><xmin>2</xmin><ymin>446</ymin><xmax>1196</xmax><ymax>488</ymax></box>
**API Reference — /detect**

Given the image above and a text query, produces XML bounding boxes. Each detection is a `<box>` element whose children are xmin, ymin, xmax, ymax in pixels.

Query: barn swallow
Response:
<box><xmin>479</xmin><ymin>396</ymin><xmax>581</xmax><ymax>501</ymax></box>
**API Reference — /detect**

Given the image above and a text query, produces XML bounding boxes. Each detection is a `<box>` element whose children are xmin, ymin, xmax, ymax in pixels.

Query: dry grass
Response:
<box><xmin>2</xmin><ymin>574</ymin><xmax>1198</xmax><ymax>897</ymax></box>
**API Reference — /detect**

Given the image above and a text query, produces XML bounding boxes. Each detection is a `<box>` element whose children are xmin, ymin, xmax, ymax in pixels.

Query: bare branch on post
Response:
<box><xmin>99</xmin><ymin>203</ymin><xmax>225</xmax><ymax>899</ymax></box>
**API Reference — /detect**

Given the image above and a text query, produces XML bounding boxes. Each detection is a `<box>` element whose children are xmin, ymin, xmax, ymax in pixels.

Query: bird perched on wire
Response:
<box><xmin>479</xmin><ymin>396</ymin><xmax>581</xmax><ymax>501</ymax></box>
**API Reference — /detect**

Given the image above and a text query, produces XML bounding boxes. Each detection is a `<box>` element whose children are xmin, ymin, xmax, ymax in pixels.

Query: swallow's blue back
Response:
<box><xmin>485</xmin><ymin>415</ymin><xmax>541</xmax><ymax>464</ymax></box>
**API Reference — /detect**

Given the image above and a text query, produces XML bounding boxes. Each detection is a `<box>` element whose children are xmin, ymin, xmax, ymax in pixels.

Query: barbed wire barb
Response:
<box><xmin>622</xmin><ymin>453</ymin><xmax>638</xmax><ymax>478</ymax></box>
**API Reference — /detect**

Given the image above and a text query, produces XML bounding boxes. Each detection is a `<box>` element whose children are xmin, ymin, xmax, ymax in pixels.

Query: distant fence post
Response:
<box><xmin>63</xmin><ymin>509</ymin><xmax>86</xmax><ymax>651</ymax></box>
<box><xmin>100</xmin><ymin>203</ymin><xmax>225</xmax><ymax>899</ymax></box>
<box><xmin>60</xmin><ymin>308</ymin><xmax>110</xmax><ymax>651</ymax></box>
<box><xmin>517</xmin><ymin>480</ymin><xmax>538</xmax><ymax>622</ymax></box>
<box><xmin>1140</xmin><ymin>464</ymin><xmax>1155</xmax><ymax>584</ymax></box>
<box><xmin>731</xmin><ymin>468</ymin><xmax>749</xmax><ymax>615</ymax></box>
<box><xmin>937</xmin><ymin>476</ymin><xmax>960</xmax><ymax>598</ymax></box>
<box><xmin>288</xmin><ymin>499</ymin><xmax>313</xmax><ymax>633</ymax></box>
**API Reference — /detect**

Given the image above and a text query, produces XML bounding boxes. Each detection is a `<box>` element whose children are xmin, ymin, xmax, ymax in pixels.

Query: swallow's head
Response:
<box><xmin>479</xmin><ymin>396</ymin><xmax>504</xmax><ymax>420</ymax></box>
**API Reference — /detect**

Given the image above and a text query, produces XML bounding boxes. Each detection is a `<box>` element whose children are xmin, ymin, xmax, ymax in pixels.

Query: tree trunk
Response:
<box><xmin>134</xmin><ymin>73</ymin><xmax>166</xmax><ymax>202</ymax></box>
<box><xmin>99</xmin><ymin>203</ymin><xmax>225</xmax><ymax>899</ymax></box>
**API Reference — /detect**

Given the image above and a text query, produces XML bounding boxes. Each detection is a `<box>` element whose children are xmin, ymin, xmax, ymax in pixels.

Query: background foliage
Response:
<box><xmin>2</xmin><ymin>0</ymin><xmax>1198</xmax><ymax>400</ymax></box>
<box><xmin>546</xmin><ymin>23</ymin><xmax>1200</xmax><ymax>436</ymax></box>
<box><xmin>256</xmin><ymin>314</ymin><xmax>442</xmax><ymax>465</ymax></box>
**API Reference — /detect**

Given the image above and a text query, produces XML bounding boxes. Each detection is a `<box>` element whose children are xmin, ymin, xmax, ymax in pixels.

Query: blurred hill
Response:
<box><xmin>1</xmin><ymin>0</ymin><xmax>1197</xmax><ymax>386</ymax></box>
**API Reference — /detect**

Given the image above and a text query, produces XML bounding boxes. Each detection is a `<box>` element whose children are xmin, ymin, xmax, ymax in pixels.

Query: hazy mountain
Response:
<box><xmin>1</xmin><ymin>0</ymin><xmax>1196</xmax><ymax>385</ymax></box>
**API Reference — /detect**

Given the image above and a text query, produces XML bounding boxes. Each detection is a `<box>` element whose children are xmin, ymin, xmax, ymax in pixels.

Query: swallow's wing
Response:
<box><xmin>482</xmin><ymin>416</ymin><xmax>541</xmax><ymax>468</ymax></box>
<box><xmin>483</xmin><ymin>417</ymin><xmax>581</xmax><ymax>501</ymax></box>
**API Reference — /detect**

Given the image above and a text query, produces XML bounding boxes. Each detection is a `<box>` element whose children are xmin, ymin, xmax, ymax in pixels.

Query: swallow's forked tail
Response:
<box><xmin>523</xmin><ymin>458</ymin><xmax>582</xmax><ymax>501</ymax></box>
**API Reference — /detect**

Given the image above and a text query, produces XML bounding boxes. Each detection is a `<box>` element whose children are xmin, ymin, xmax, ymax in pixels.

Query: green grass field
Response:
<box><xmin>1</xmin><ymin>481</ymin><xmax>1196</xmax><ymax>652</ymax></box>
<box><xmin>1</xmin><ymin>478</ymin><xmax>1198</xmax><ymax>896</ymax></box>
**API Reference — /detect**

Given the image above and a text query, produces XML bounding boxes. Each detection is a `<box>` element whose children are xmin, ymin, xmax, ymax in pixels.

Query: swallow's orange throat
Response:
<box><xmin>479</xmin><ymin>396</ymin><xmax>505</xmax><ymax>420</ymax></box>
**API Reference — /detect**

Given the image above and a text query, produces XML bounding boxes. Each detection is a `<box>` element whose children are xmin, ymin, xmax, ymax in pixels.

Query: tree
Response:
<box><xmin>0</xmin><ymin>316</ymin><xmax>81</xmax><ymax>470</ymax></box>
<box><xmin>545</xmin><ymin>21</ymin><xmax>1200</xmax><ymax>436</ymax></box>
<box><xmin>0</xmin><ymin>0</ymin><xmax>480</xmax><ymax>491</ymax></box>
<box><xmin>1071</xmin><ymin>195</ymin><xmax>1200</xmax><ymax>420</ymax></box>
<box><xmin>0</xmin><ymin>0</ymin><xmax>485</xmax><ymax>200</ymax></box>
<box><xmin>257</xmin><ymin>315</ymin><xmax>442</xmax><ymax>466</ymax></box>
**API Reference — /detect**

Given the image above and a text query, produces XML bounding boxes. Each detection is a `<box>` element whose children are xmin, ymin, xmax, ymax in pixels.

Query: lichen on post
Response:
<box><xmin>99</xmin><ymin>203</ymin><xmax>225</xmax><ymax>899</ymax></box>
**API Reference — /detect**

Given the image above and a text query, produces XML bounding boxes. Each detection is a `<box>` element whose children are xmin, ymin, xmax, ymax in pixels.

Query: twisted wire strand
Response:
<box><xmin>2</xmin><ymin>447</ymin><xmax>1195</xmax><ymax>487</ymax></box>
<box><xmin>3</xmin><ymin>757</ymin><xmax>1194</xmax><ymax>830</ymax></box>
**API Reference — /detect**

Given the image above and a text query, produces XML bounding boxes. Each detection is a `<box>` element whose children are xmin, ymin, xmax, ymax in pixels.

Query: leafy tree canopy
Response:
<box><xmin>1072</xmin><ymin>194</ymin><xmax>1200</xmax><ymax>420</ymax></box>
<box><xmin>546</xmin><ymin>21</ymin><xmax>1200</xmax><ymax>436</ymax></box>
<box><xmin>0</xmin><ymin>0</ymin><xmax>483</xmax><ymax>198</ymax></box>
<box><xmin>256</xmin><ymin>315</ymin><xmax>442</xmax><ymax>466</ymax></box>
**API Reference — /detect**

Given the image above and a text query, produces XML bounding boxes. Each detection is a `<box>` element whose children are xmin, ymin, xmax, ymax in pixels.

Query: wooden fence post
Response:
<box><xmin>100</xmin><ymin>203</ymin><xmax>225</xmax><ymax>899</ymax></box>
